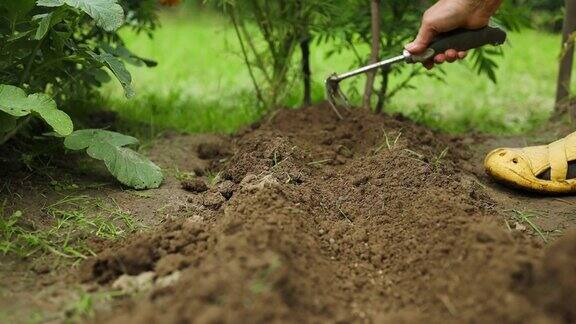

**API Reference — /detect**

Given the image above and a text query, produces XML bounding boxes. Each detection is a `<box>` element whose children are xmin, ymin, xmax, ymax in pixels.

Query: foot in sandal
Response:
<box><xmin>484</xmin><ymin>131</ymin><xmax>576</xmax><ymax>194</ymax></box>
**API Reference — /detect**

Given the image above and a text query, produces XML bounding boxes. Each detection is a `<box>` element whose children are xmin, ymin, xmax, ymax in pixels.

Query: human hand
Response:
<box><xmin>406</xmin><ymin>0</ymin><xmax>502</xmax><ymax>69</ymax></box>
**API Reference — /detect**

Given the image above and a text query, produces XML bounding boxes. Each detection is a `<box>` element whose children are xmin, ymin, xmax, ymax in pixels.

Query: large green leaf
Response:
<box><xmin>36</xmin><ymin>0</ymin><xmax>125</xmax><ymax>32</ymax></box>
<box><xmin>33</xmin><ymin>13</ymin><xmax>53</xmax><ymax>40</ymax></box>
<box><xmin>32</xmin><ymin>10</ymin><xmax>65</xmax><ymax>40</ymax></box>
<box><xmin>88</xmin><ymin>142</ymin><xmax>163</xmax><ymax>190</ymax></box>
<box><xmin>64</xmin><ymin>129</ymin><xmax>163</xmax><ymax>189</ymax></box>
<box><xmin>95</xmin><ymin>53</ymin><xmax>135</xmax><ymax>98</ymax></box>
<box><xmin>99</xmin><ymin>44</ymin><xmax>158</xmax><ymax>68</ymax></box>
<box><xmin>64</xmin><ymin>129</ymin><xmax>138</xmax><ymax>150</ymax></box>
<box><xmin>0</xmin><ymin>85</ymin><xmax>73</xmax><ymax>136</ymax></box>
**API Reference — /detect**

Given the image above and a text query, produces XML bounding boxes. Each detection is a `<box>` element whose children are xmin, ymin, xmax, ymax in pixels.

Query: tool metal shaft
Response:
<box><xmin>331</xmin><ymin>54</ymin><xmax>407</xmax><ymax>82</ymax></box>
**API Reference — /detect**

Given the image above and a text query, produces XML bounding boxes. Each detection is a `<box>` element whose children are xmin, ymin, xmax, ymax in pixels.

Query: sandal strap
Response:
<box><xmin>549</xmin><ymin>139</ymin><xmax>568</xmax><ymax>181</ymax></box>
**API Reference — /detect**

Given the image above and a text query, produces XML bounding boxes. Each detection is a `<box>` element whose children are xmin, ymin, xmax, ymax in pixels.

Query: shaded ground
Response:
<box><xmin>1</xmin><ymin>104</ymin><xmax>576</xmax><ymax>323</ymax></box>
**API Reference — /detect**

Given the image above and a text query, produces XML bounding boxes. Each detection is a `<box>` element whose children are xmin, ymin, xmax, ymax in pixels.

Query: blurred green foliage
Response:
<box><xmin>520</xmin><ymin>0</ymin><xmax>565</xmax><ymax>31</ymax></box>
<box><xmin>204</xmin><ymin>0</ymin><xmax>531</xmax><ymax>111</ymax></box>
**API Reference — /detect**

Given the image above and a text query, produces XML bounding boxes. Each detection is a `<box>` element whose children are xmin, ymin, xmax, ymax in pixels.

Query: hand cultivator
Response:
<box><xmin>326</xmin><ymin>26</ymin><xmax>507</xmax><ymax>109</ymax></box>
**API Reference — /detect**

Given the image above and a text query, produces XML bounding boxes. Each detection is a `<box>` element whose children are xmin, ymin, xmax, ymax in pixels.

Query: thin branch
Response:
<box><xmin>238</xmin><ymin>22</ymin><xmax>272</xmax><ymax>85</ymax></box>
<box><xmin>0</xmin><ymin>116</ymin><xmax>31</xmax><ymax>146</ymax></box>
<box><xmin>363</xmin><ymin>0</ymin><xmax>381</xmax><ymax>109</ymax></box>
<box><xmin>229</xmin><ymin>8</ymin><xmax>267</xmax><ymax>108</ymax></box>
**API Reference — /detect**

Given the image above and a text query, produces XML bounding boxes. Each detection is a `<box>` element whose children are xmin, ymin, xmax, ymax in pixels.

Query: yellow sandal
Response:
<box><xmin>484</xmin><ymin>131</ymin><xmax>576</xmax><ymax>194</ymax></box>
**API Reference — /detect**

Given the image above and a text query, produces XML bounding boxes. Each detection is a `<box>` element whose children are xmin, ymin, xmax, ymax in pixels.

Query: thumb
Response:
<box><xmin>405</xmin><ymin>25</ymin><xmax>437</xmax><ymax>54</ymax></box>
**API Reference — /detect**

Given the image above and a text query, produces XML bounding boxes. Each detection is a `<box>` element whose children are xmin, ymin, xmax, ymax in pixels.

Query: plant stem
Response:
<box><xmin>375</xmin><ymin>68</ymin><xmax>390</xmax><ymax>113</ymax></box>
<box><xmin>0</xmin><ymin>116</ymin><xmax>31</xmax><ymax>146</ymax></box>
<box><xmin>555</xmin><ymin>0</ymin><xmax>576</xmax><ymax>113</ymax></box>
<box><xmin>229</xmin><ymin>8</ymin><xmax>267</xmax><ymax>109</ymax></box>
<box><xmin>363</xmin><ymin>0</ymin><xmax>381</xmax><ymax>109</ymax></box>
<box><xmin>21</xmin><ymin>38</ymin><xmax>44</xmax><ymax>85</ymax></box>
<box><xmin>300</xmin><ymin>35</ymin><xmax>312</xmax><ymax>107</ymax></box>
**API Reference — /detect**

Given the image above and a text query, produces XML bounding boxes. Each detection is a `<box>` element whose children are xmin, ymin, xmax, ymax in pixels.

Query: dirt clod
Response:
<box><xmin>155</xmin><ymin>254</ymin><xmax>190</xmax><ymax>277</ymax></box>
<box><xmin>529</xmin><ymin>231</ymin><xmax>576</xmax><ymax>322</ymax></box>
<box><xmin>217</xmin><ymin>180</ymin><xmax>235</xmax><ymax>200</ymax></box>
<box><xmin>181</xmin><ymin>178</ymin><xmax>208</xmax><ymax>193</ymax></box>
<box><xmin>202</xmin><ymin>191</ymin><xmax>226</xmax><ymax>210</ymax></box>
<box><xmin>112</xmin><ymin>272</ymin><xmax>155</xmax><ymax>294</ymax></box>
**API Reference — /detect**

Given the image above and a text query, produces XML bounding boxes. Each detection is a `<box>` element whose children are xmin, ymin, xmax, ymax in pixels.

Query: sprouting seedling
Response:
<box><xmin>173</xmin><ymin>167</ymin><xmax>195</xmax><ymax>182</ymax></box>
<box><xmin>336</xmin><ymin>204</ymin><xmax>353</xmax><ymax>224</ymax></box>
<box><xmin>432</xmin><ymin>147</ymin><xmax>449</xmax><ymax>168</ymax></box>
<box><xmin>205</xmin><ymin>171</ymin><xmax>222</xmax><ymax>186</ymax></box>
<box><xmin>375</xmin><ymin>128</ymin><xmax>402</xmax><ymax>153</ymax></box>
<box><xmin>307</xmin><ymin>159</ymin><xmax>332</xmax><ymax>167</ymax></box>
<box><xmin>509</xmin><ymin>209</ymin><xmax>548</xmax><ymax>243</ymax></box>
<box><xmin>273</xmin><ymin>151</ymin><xmax>279</xmax><ymax>166</ymax></box>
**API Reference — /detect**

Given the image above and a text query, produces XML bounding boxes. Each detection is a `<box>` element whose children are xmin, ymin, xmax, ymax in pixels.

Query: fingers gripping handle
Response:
<box><xmin>430</xmin><ymin>26</ymin><xmax>507</xmax><ymax>53</ymax></box>
<box><xmin>408</xmin><ymin>26</ymin><xmax>507</xmax><ymax>63</ymax></box>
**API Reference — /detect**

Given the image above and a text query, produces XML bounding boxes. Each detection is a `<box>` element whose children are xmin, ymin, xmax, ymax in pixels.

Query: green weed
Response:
<box><xmin>125</xmin><ymin>189</ymin><xmax>154</xmax><ymax>199</ymax></box>
<box><xmin>431</xmin><ymin>147</ymin><xmax>450</xmax><ymax>168</ymax></box>
<box><xmin>307</xmin><ymin>159</ymin><xmax>332</xmax><ymax>166</ymax></box>
<box><xmin>65</xmin><ymin>293</ymin><xmax>94</xmax><ymax>320</ymax></box>
<box><xmin>375</xmin><ymin>128</ymin><xmax>402</xmax><ymax>152</ymax></box>
<box><xmin>64</xmin><ymin>290</ymin><xmax>128</xmax><ymax>323</ymax></box>
<box><xmin>0</xmin><ymin>196</ymin><xmax>137</xmax><ymax>261</ymax></box>
<box><xmin>205</xmin><ymin>171</ymin><xmax>222</xmax><ymax>186</ymax></box>
<box><xmin>250</xmin><ymin>256</ymin><xmax>282</xmax><ymax>294</ymax></box>
<box><xmin>172</xmin><ymin>167</ymin><xmax>196</xmax><ymax>182</ymax></box>
<box><xmin>509</xmin><ymin>209</ymin><xmax>550</xmax><ymax>243</ymax></box>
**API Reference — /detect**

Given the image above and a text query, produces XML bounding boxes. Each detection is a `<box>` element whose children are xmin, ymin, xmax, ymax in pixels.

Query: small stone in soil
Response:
<box><xmin>218</xmin><ymin>180</ymin><xmax>235</xmax><ymax>200</ymax></box>
<box><xmin>352</xmin><ymin>175</ymin><xmax>370</xmax><ymax>187</ymax></box>
<box><xmin>515</xmin><ymin>222</ymin><xmax>527</xmax><ymax>231</ymax></box>
<box><xmin>112</xmin><ymin>272</ymin><xmax>155</xmax><ymax>294</ymax></box>
<box><xmin>202</xmin><ymin>191</ymin><xmax>226</xmax><ymax>210</ymax></box>
<box><xmin>156</xmin><ymin>271</ymin><xmax>182</xmax><ymax>289</ymax></box>
<box><xmin>181</xmin><ymin>178</ymin><xmax>208</xmax><ymax>193</ymax></box>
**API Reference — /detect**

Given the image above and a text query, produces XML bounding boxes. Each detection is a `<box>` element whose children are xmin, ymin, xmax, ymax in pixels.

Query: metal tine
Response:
<box><xmin>326</xmin><ymin>75</ymin><xmax>351</xmax><ymax>119</ymax></box>
<box><xmin>326</xmin><ymin>85</ymin><xmax>345</xmax><ymax>120</ymax></box>
<box><xmin>325</xmin><ymin>52</ymin><xmax>414</xmax><ymax>119</ymax></box>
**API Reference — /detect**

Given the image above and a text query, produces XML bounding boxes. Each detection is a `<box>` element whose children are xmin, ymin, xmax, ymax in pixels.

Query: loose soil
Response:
<box><xmin>2</xmin><ymin>103</ymin><xmax>576</xmax><ymax>323</ymax></box>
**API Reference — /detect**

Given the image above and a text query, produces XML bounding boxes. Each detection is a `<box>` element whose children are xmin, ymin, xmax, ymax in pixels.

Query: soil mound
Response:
<box><xmin>83</xmin><ymin>104</ymin><xmax>573</xmax><ymax>323</ymax></box>
<box><xmin>527</xmin><ymin>230</ymin><xmax>576</xmax><ymax>323</ymax></box>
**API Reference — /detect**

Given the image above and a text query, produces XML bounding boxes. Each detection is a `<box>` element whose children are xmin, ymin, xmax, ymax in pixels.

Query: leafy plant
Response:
<box><xmin>64</xmin><ymin>130</ymin><xmax>163</xmax><ymax>189</ymax></box>
<box><xmin>210</xmin><ymin>0</ymin><xmax>337</xmax><ymax>109</ymax></box>
<box><xmin>0</xmin><ymin>84</ymin><xmax>72</xmax><ymax>138</ymax></box>
<box><xmin>0</xmin><ymin>0</ymin><xmax>164</xmax><ymax>189</ymax></box>
<box><xmin>212</xmin><ymin>0</ymin><xmax>530</xmax><ymax>111</ymax></box>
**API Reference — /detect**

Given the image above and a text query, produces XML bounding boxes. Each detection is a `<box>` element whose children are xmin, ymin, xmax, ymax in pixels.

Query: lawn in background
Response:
<box><xmin>104</xmin><ymin>9</ymin><xmax>576</xmax><ymax>135</ymax></box>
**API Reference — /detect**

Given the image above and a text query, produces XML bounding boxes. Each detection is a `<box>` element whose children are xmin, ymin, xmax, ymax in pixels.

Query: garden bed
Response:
<box><xmin>2</xmin><ymin>104</ymin><xmax>576</xmax><ymax>323</ymax></box>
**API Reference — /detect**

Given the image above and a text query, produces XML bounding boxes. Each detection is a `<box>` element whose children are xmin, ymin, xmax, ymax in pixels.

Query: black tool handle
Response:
<box><xmin>429</xmin><ymin>26</ymin><xmax>507</xmax><ymax>54</ymax></box>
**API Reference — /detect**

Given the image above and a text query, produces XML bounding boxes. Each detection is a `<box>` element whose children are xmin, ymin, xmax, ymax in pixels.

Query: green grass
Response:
<box><xmin>509</xmin><ymin>209</ymin><xmax>548</xmax><ymax>243</ymax></box>
<box><xmin>104</xmin><ymin>10</ymin><xmax>576</xmax><ymax>135</ymax></box>
<box><xmin>507</xmin><ymin>209</ymin><xmax>564</xmax><ymax>243</ymax></box>
<box><xmin>0</xmin><ymin>196</ymin><xmax>136</xmax><ymax>261</ymax></box>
